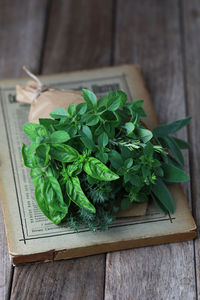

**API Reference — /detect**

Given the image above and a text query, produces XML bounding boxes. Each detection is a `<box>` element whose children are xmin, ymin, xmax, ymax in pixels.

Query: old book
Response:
<box><xmin>0</xmin><ymin>65</ymin><xmax>197</xmax><ymax>265</ymax></box>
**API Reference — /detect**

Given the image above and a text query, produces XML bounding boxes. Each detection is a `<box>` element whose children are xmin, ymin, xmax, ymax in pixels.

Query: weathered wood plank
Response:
<box><xmin>0</xmin><ymin>205</ymin><xmax>12</xmax><ymax>300</ymax></box>
<box><xmin>182</xmin><ymin>0</ymin><xmax>200</xmax><ymax>298</ymax></box>
<box><xmin>11</xmin><ymin>1</ymin><xmax>113</xmax><ymax>299</ymax></box>
<box><xmin>11</xmin><ymin>255</ymin><xmax>105</xmax><ymax>300</ymax></box>
<box><xmin>0</xmin><ymin>1</ymin><xmax>48</xmax><ymax>299</ymax></box>
<box><xmin>0</xmin><ymin>0</ymin><xmax>48</xmax><ymax>78</ymax></box>
<box><xmin>42</xmin><ymin>0</ymin><xmax>113</xmax><ymax>73</ymax></box>
<box><xmin>105</xmin><ymin>1</ymin><xmax>196</xmax><ymax>299</ymax></box>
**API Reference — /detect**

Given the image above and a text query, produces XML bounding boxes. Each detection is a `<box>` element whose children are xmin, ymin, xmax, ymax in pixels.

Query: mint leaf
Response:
<box><xmin>49</xmin><ymin>131</ymin><xmax>70</xmax><ymax>143</ymax></box>
<box><xmin>82</xmin><ymin>89</ymin><xmax>97</xmax><ymax>107</ymax></box>
<box><xmin>76</xmin><ymin>102</ymin><xmax>87</xmax><ymax>115</ymax></box>
<box><xmin>49</xmin><ymin>108</ymin><xmax>67</xmax><ymax>119</ymax></box>
<box><xmin>98</xmin><ymin>132</ymin><xmax>108</xmax><ymax>147</ymax></box>
<box><xmin>80</xmin><ymin>125</ymin><xmax>95</xmax><ymax>150</ymax></box>
<box><xmin>107</xmin><ymin>96</ymin><xmax>121</xmax><ymax>111</ymax></box>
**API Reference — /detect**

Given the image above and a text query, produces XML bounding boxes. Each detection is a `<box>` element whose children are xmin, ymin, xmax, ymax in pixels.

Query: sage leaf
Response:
<box><xmin>162</xmin><ymin>163</ymin><xmax>189</xmax><ymax>182</ymax></box>
<box><xmin>153</xmin><ymin>116</ymin><xmax>191</xmax><ymax>137</ymax></box>
<box><xmin>151</xmin><ymin>179</ymin><xmax>174</xmax><ymax>213</ymax></box>
<box><xmin>164</xmin><ymin>136</ymin><xmax>184</xmax><ymax>168</ymax></box>
<box><xmin>171</xmin><ymin>137</ymin><xmax>190</xmax><ymax>149</ymax></box>
<box><xmin>151</xmin><ymin>193</ymin><xmax>168</xmax><ymax>214</ymax></box>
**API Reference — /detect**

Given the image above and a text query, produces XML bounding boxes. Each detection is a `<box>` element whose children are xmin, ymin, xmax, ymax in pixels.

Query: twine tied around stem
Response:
<box><xmin>23</xmin><ymin>66</ymin><xmax>48</xmax><ymax>103</ymax></box>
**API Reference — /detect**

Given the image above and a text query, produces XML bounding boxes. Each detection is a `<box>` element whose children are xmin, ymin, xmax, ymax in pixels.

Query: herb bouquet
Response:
<box><xmin>21</xmin><ymin>89</ymin><xmax>191</xmax><ymax>232</ymax></box>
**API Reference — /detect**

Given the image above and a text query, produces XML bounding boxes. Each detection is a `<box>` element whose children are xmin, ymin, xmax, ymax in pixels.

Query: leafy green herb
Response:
<box><xmin>21</xmin><ymin>88</ymin><xmax>191</xmax><ymax>231</ymax></box>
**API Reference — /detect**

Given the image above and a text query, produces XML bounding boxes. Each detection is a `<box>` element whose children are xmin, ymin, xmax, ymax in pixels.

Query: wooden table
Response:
<box><xmin>0</xmin><ymin>1</ymin><xmax>199</xmax><ymax>299</ymax></box>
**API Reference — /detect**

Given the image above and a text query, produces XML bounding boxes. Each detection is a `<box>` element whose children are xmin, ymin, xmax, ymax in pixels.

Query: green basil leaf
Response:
<box><xmin>76</xmin><ymin>102</ymin><xmax>87</xmax><ymax>115</ymax></box>
<box><xmin>153</xmin><ymin>116</ymin><xmax>191</xmax><ymax>137</ymax></box>
<box><xmin>36</xmin><ymin>144</ymin><xmax>50</xmax><ymax>167</ymax></box>
<box><xmin>49</xmin><ymin>131</ymin><xmax>70</xmax><ymax>143</ymax></box>
<box><xmin>136</xmin><ymin>128</ymin><xmax>153</xmax><ymax>143</ymax></box>
<box><xmin>66</xmin><ymin>176</ymin><xmax>96</xmax><ymax>213</ymax></box>
<box><xmin>21</xmin><ymin>144</ymin><xmax>37</xmax><ymax>168</ymax></box>
<box><xmin>79</xmin><ymin>125</ymin><xmax>95</xmax><ymax>150</ymax></box>
<box><xmin>23</xmin><ymin>123</ymin><xmax>41</xmax><ymax>142</ymax></box>
<box><xmin>171</xmin><ymin>137</ymin><xmax>190</xmax><ymax>149</ymax></box>
<box><xmin>162</xmin><ymin>163</ymin><xmax>189</xmax><ymax>182</ymax></box>
<box><xmin>35</xmin><ymin>176</ymin><xmax>68</xmax><ymax>224</ymax></box>
<box><xmin>27</xmin><ymin>142</ymin><xmax>40</xmax><ymax>154</ymax></box>
<box><xmin>84</xmin><ymin>157</ymin><xmax>119</xmax><ymax>181</ymax></box>
<box><xmin>82</xmin><ymin>89</ymin><xmax>97</xmax><ymax>107</ymax></box>
<box><xmin>49</xmin><ymin>108</ymin><xmax>68</xmax><ymax>119</ymax></box>
<box><xmin>35</xmin><ymin>125</ymin><xmax>49</xmax><ymax>138</ymax></box>
<box><xmin>50</xmin><ymin>144</ymin><xmax>79</xmax><ymax>162</ymax></box>
<box><xmin>66</xmin><ymin>163</ymin><xmax>83</xmax><ymax>177</ymax></box>
<box><xmin>30</xmin><ymin>168</ymin><xmax>44</xmax><ymax>186</ymax></box>
<box><xmin>98</xmin><ymin>132</ymin><xmax>108</xmax><ymax>147</ymax></box>
<box><xmin>151</xmin><ymin>179</ymin><xmax>174</xmax><ymax>213</ymax></box>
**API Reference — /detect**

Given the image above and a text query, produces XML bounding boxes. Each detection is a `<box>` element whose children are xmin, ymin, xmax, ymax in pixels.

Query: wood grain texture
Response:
<box><xmin>42</xmin><ymin>0</ymin><xmax>113</xmax><ymax>73</ymax></box>
<box><xmin>182</xmin><ymin>0</ymin><xmax>200</xmax><ymax>298</ymax></box>
<box><xmin>11</xmin><ymin>255</ymin><xmax>105</xmax><ymax>300</ymax></box>
<box><xmin>105</xmin><ymin>243</ymin><xmax>196</xmax><ymax>300</ymax></box>
<box><xmin>10</xmin><ymin>1</ymin><xmax>113</xmax><ymax>299</ymax></box>
<box><xmin>0</xmin><ymin>1</ymin><xmax>48</xmax><ymax>298</ymax></box>
<box><xmin>0</xmin><ymin>0</ymin><xmax>48</xmax><ymax>78</ymax></box>
<box><xmin>104</xmin><ymin>1</ymin><xmax>196</xmax><ymax>299</ymax></box>
<box><xmin>0</xmin><ymin>205</ymin><xmax>12</xmax><ymax>300</ymax></box>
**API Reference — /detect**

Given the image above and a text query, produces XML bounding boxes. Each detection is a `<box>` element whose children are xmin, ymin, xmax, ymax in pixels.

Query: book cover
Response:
<box><xmin>0</xmin><ymin>65</ymin><xmax>197</xmax><ymax>265</ymax></box>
